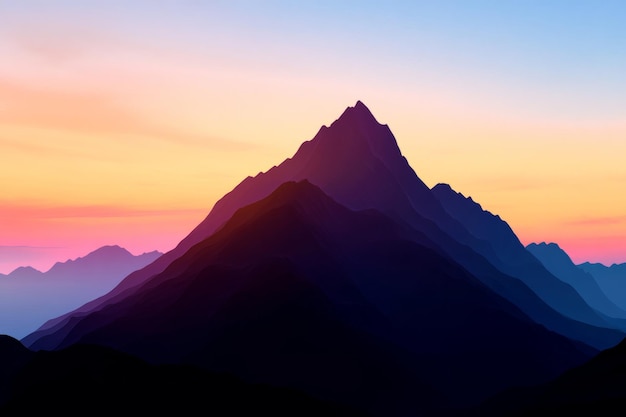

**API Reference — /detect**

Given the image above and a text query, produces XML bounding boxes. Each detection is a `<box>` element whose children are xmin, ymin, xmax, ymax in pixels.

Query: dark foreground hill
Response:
<box><xmin>468</xmin><ymin>337</ymin><xmax>626</xmax><ymax>416</ymax></box>
<box><xmin>0</xmin><ymin>335</ymin><xmax>368</xmax><ymax>416</ymax></box>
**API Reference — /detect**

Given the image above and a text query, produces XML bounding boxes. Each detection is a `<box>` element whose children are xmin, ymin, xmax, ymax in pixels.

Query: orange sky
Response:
<box><xmin>1</xmin><ymin>2</ymin><xmax>625</xmax><ymax>273</ymax></box>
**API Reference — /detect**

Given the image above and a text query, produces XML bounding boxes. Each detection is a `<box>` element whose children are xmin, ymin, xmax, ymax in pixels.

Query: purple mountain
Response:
<box><xmin>49</xmin><ymin>101</ymin><xmax>474</xmax><ymax>301</ymax></box>
<box><xmin>0</xmin><ymin>246</ymin><xmax>161</xmax><ymax>339</ymax></box>
<box><xmin>26</xmin><ymin>101</ymin><xmax>624</xmax><ymax>352</ymax></box>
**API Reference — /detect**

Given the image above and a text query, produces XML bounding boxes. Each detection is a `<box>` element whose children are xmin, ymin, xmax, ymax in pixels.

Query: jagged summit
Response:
<box><xmin>527</xmin><ymin>242</ymin><xmax>578</xmax><ymax>269</ymax></box>
<box><xmin>333</xmin><ymin>100</ymin><xmax>382</xmax><ymax>127</ymax></box>
<box><xmin>172</xmin><ymin>100</ymin><xmax>444</xmax><ymax>252</ymax></box>
<box><xmin>433</xmin><ymin>183</ymin><xmax>478</xmax><ymax>203</ymax></box>
<box><xmin>303</xmin><ymin>101</ymin><xmax>400</xmax><ymax>175</ymax></box>
<box><xmin>287</xmin><ymin>101</ymin><xmax>401</xmax><ymax>178</ymax></box>
<box><xmin>526</xmin><ymin>242</ymin><xmax>569</xmax><ymax>260</ymax></box>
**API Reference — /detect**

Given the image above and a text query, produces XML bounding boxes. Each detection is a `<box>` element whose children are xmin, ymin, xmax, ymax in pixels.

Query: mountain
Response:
<box><xmin>26</xmin><ymin>101</ymin><xmax>625</xmax><ymax>352</ymax></box>
<box><xmin>176</xmin><ymin>102</ymin><xmax>624</xmax><ymax>348</ymax></box>
<box><xmin>579</xmin><ymin>262</ymin><xmax>626</xmax><ymax>311</ymax></box>
<box><xmin>431</xmin><ymin>183</ymin><xmax>523</xmax><ymax>266</ymax></box>
<box><xmin>430</xmin><ymin>183</ymin><xmax>626</xmax><ymax>338</ymax></box>
<box><xmin>1</xmin><ymin>267</ymin><xmax>42</xmax><ymax>280</ymax></box>
<box><xmin>23</xmin><ymin>180</ymin><xmax>595</xmax><ymax>416</ymax></box>
<box><xmin>33</xmin><ymin>101</ymin><xmax>477</xmax><ymax>308</ymax></box>
<box><xmin>0</xmin><ymin>336</ymin><xmax>366</xmax><ymax>416</ymax></box>
<box><xmin>19</xmin><ymin>101</ymin><xmax>625</xmax><ymax>414</ymax></box>
<box><xmin>526</xmin><ymin>242</ymin><xmax>626</xmax><ymax>321</ymax></box>
<box><xmin>43</xmin><ymin>245</ymin><xmax>161</xmax><ymax>281</ymax></box>
<box><xmin>0</xmin><ymin>246</ymin><xmax>161</xmax><ymax>339</ymax></box>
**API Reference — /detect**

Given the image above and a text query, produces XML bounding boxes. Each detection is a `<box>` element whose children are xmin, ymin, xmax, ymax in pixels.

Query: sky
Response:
<box><xmin>1</xmin><ymin>0</ymin><xmax>625</xmax><ymax>273</ymax></box>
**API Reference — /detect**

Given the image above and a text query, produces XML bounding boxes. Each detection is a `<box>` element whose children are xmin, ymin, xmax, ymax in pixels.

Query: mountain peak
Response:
<box><xmin>354</xmin><ymin>99</ymin><xmax>371</xmax><ymax>114</ymax></box>
<box><xmin>167</xmin><ymin>100</ymin><xmax>446</xmax><ymax>259</ymax></box>
<box><xmin>333</xmin><ymin>100</ymin><xmax>381</xmax><ymax>129</ymax></box>
<box><xmin>89</xmin><ymin>245</ymin><xmax>132</xmax><ymax>257</ymax></box>
<box><xmin>527</xmin><ymin>242</ymin><xmax>560</xmax><ymax>251</ymax></box>
<box><xmin>526</xmin><ymin>242</ymin><xmax>575</xmax><ymax>264</ymax></box>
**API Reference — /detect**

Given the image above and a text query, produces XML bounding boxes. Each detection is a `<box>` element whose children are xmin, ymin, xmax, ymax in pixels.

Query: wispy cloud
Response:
<box><xmin>0</xmin><ymin>80</ymin><xmax>258</xmax><ymax>152</ymax></box>
<box><xmin>0</xmin><ymin>204</ymin><xmax>207</xmax><ymax>220</ymax></box>
<box><xmin>565</xmin><ymin>216</ymin><xmax>626</xmax><ymax>226</ymax></box>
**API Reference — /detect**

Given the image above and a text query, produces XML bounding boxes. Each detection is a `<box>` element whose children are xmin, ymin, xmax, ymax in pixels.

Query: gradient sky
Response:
<box><xmin>1</xmin><ymin>0</ymin><xmax>626</xmax><ymax>273</ymax></box>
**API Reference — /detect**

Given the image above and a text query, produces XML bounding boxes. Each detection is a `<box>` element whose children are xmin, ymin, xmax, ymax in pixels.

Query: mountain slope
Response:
<box><xmin>431</xmin><ymin>182</ymin><xmax>623</xmax><ymax>345</ymax></box>
<box><xmin>24</xmin><ymin>180</ymin><xmax>593</xmax><ymax>415</ymax></box>
<box><xmin>0</xmin><ymin>246</ymin><xmax>161</xmax><ymax>339</ymax></box>
<box><xmin>527</xmin><ymin>242</ymin><xmax>626</xmax><ymax>321</ymax></box>
<box><xmin>579</xmin><ymin>262</ymin><xmax>626</xmax><ymax>311</ymax></box>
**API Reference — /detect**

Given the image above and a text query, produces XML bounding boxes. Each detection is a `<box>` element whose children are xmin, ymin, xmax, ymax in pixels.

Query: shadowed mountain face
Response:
<box><xmin>579</xmin><ymin>262</ymin><xmax>626</xmax><ymax>311</ymax></box>
<box><xmin>428</xmin><ymin>183</ymin><xmax>624</xmax><ymax>349</ymax></box>
<box><xmin>0</xmin><ymin>246</ymin><xmax>161</xmax><ymax>340</ymax></box>
<box><xmin>24</xmin><ymin>180</ymin><xmax>592</xmax><ymax>416</ymax></box>
<box><xmin>431</xmin><ymin>183</ymin><xmax>524</xmax><ymax>265</ymax></box>
<box><xmin>526</xmin><ymin>242</ymin><xmax>626</xmax><ymax>321</ymax></box>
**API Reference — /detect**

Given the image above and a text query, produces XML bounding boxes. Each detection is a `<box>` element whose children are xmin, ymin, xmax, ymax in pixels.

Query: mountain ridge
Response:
<box><xmin>0</xmin><ymin>245</ymin><xmax>162</xmax><ymax>340</ymax></box>
<box><xmin>526</xmin><ymin>242</ymin><xmax>626</xmax><ymax>325</ymax></box>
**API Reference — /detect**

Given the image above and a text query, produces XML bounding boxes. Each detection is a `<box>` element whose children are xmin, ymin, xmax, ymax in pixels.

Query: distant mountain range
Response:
<box><xmin>2</xmin><ymin>101</ymin><xmax>626</xmax><ymax>415</ymax></box>
<box><xmin>526</xmin><ymin>242</ymin><xmax>626</xmax><ymax>321</ymax></box>
<box><xmin>0</xmin><ymin>246</ymin><xmax>161</xmax><ymax>339</ymax></box>
<box><xmin>578</xmin><ymin>261</ymin><xmax>626</xmax><ymax>311</ymax></box>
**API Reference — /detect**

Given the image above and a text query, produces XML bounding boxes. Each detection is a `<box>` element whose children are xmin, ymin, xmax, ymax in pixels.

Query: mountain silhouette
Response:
<box><xmin>26</xmin><ymin>101</ymin><xmax>624</xmax><ymax>352</ymax></box>
<box><xmin>0</xmin><ymin>267</ymin><xmax>42</xmax><ymax>280</ymax></box>
<box><xmin>0</xmin><ymin>246</ymin><xmax>161</xmax><ymax>339</ymax></box>
<box><xmin>35</xmin><ymin>101</ymin><xmax>473</xmax><ymax>309</ymax></box>
<box><xmin>18</xmin><ymin>101</ymin><xmax>626</xmax><ymax>415</ymax></box>
<box><xmin>578</xmin><ymin>262</ymin><xmax>626</xmax><ymax>311</ymax></box>
<box><xmin>24</xmin><ymin>180</ymin><xmax>595</xmax><ymax>415</ymax></box>
<box><xmin>526</xmin><ymin>242</ymin><xmax>626</xmax><ymax>321</ymax></box>
<box><xmin>431</xmin><ymin>184</ymin><xmax>625</xmax><ymax>337</ymax></box>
